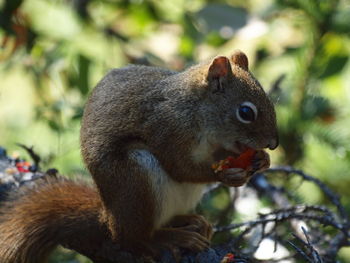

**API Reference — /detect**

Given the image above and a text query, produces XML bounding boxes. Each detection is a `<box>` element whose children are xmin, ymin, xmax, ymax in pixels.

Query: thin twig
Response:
<box><xmin>16</xmin><ymin>143</ymin><xmax>41</xmax><ymax>169</ymax></box>
<box><xmin>266</xmin><ymin>167</ymin><xmax>349</xmax><ymax>222</ymax></box>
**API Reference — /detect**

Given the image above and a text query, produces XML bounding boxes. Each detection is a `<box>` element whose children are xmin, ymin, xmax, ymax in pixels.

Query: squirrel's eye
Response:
<box><xmin>236</xmin><ymin>102</ymin><xmax>257</xmax><ymax>124</ymax></box>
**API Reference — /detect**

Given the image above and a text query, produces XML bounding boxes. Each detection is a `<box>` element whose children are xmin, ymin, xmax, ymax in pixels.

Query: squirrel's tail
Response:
<box><xmin>0</xmin><ymin>177</ymin><xmax>104</xmax><ymax>263</ymax></box>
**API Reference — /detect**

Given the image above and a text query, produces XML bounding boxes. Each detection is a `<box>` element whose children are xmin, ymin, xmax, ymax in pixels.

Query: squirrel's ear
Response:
<box><xmin>207</xmin><ymin>56</ymin><xmax>232</xmax><ymax>93</ymax></box>
<box><xmin>207</xmin><ymin>56</ymin><xmax>232</xmax><ymax>80</ymax></box>
<box><xmin>230</xmin><ymin>50</ymin><xmax>249</xmax><ymax>71</ymax></box>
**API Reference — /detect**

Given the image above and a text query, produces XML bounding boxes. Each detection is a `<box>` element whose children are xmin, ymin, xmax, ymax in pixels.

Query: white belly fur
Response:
<box><xmin>129</xmin><ymin>149</ymin><xmax>205</xmax><ymax>228</ymax></box>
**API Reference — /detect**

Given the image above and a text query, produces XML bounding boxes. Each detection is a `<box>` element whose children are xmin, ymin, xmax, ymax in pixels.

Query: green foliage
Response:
<box><xmin>0</xmin><ymin>0</ymin><xmax>350</xmax><ymax>261</ymax></box>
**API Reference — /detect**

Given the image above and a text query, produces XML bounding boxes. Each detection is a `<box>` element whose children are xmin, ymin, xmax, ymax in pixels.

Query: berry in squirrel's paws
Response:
<box><xmin>212</xmin><ymin>148</ymin><xmax>256</xmax><ymax>172</ymax></box>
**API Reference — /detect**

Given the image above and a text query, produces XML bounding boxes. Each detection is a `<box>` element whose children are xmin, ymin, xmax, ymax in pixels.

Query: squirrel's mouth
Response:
<box><xmin>212</xmin><ymin>141</ymin><xmax>251</xmax><ymax>162</ymax></box>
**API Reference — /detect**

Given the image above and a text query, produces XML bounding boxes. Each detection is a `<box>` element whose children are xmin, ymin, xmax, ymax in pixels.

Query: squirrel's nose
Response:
<box><xmin>267</xmin><ymin>137</ymin><xmax>279</xmax><ymax>150</ymax></box>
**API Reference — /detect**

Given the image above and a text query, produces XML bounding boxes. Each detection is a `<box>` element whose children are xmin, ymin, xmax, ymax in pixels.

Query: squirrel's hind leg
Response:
<box><xmin>166</xmin><ymin>214</ymin><xmax>213</xmax><ymax>240</ymax></box>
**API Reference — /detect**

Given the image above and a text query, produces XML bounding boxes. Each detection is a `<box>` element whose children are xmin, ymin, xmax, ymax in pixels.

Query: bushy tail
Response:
<box><xmin>0</xmin><ymin>177</ymin><xmax>104</xmax><ymax>263</ymax></box>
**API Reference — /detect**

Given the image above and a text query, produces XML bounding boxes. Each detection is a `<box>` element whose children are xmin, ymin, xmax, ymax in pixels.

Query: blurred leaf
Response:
<box><xmin>319</xmin><ymin>55</ymin><xmax>348</xmax><ymax>78</ymax></box>
<box><xmin>77</xmin><ymin>54</ymin><xmax>90</xmax><ymax>95</ymax></box>
<box><xmin>49</xmin><ymin>246</ymin><xmax>93</xmax><ymax>263</ymax></box>
<box><xmin>179</xmin><ymin>35</ymin><xmax>195</xmax><ymax>58</ymax></box>
<box><xmin>48</xmin><ymin>119</ymin><xmax>61</xmax><ymax>132</ymax></box>
<box><xmin>72</xmin><ymin>106</ymin><xmax>84</xmax><ymax>120</ymax></box>
<box><xmin>268</xmin><ymin>74</ymin><xmax>286</xmax><ymax>104</ymax></box>
<box><xmin>180</xmin><ymin>13</ymin><xmax>201</xmax><ymax>59</ymax></box>
<box><xmin>23</xmin><ymin>0</ymin><xmax>81</xmax><ymax>39</ymax></box>
<box><xmin>331</xmin><ymin>8</ymin><xmax>350</xmax><ymax>33</ymax></box>
<box><xmin>205</xmin><ymin>31</ymin><xmax>226</xmax><ymax>47</ymax></box>
<box><xmin>182</xmin><ymin>13</ymin><xmax>201</xmax><ymax>39</ymax></box>
<box><xmin>71</xmin><ymin>0</ymin><xmax>90</xmax><ymax>20</ymax></box>
<box><xmin>0</xmin><ymin>0</ymin><xmax>23</xmax><ymax>32</ymax></box>
<box><xmin>309</xmin><ymin>123</ymin><xmax>344</xmax><ymax>149</ymax></box>
<box><xmin>123</xmin><ymin>2</ymin><xmax>158</xmax><ymax>35</ymax></box>
<box><xmin>276</xmin><ymin>0</ymin><xmax>324</xmax><ymax>22</ymax></box>
<box><xmin>2</xmin><ymin>0</ymin><xmax>23</xmax><ymax>11</ymax></box>
<box><xmin>151</xmin><ymin>0</ymin><xmax>186</xmax><ymax>22</ymax></box>
<box><xmin>301</xmin><ymin>95</ymin><xmax>333</xmax><ymax>120</ymax></box>
<box><xmin>303</xmin><ymin>135</ymin><xmax>350</xmax><ymax>189</ymax></box>
<box><xmin>194</xmin><ymin>4</ymin><xmax>248</xmax><ymax>37</ymax></box>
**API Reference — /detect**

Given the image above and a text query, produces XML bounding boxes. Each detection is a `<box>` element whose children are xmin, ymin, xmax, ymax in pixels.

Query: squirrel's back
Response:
<box><xmin>0</xmin><ymin>177</ymin><xmax>104</xmax><ymax>263</ymax></box>
<box><xmin>80</xmin><ymin>64</ymin><xmax>186</xmax><ymax>181</ymax></box>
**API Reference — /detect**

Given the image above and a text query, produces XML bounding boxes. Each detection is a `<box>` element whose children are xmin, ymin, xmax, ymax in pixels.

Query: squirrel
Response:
<box><xmin>0</xmin><ymin>51</ymin><xmax>278</xmax><ymax>263</ymax></box>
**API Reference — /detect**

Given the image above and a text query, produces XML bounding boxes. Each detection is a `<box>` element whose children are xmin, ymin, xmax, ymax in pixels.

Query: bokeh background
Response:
<box><xmin>0</xmin><ymin>0</ymin><xmax>349</xmax><ymax>262</ymax></box>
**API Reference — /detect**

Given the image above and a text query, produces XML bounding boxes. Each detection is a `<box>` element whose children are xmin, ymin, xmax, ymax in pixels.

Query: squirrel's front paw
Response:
<box><xmin>248</xmin><ymin>150</ymin><xmax>270</xmax><ymax>173</ymax></box>
<box><xmin>218</xmin><ymin>150</ymin><xmax>270</xmax><ymax>187</ymax></box>
<box><xmin>218</xmin><ymin>168</ymin><xmax>250</xmax><ymax>187</ymax></box>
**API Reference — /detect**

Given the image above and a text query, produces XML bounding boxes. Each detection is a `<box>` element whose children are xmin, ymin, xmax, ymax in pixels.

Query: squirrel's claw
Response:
<box><xmin>167</xmin><ymin>214</ymin><xmax>213</xmax><ymax>240</ymax></box>
<box><xmin>249</xmin><ymin>150</ymin><xmax>270</xmax><ymax>173</ymax></box>
<box><xmin>153</xmin><ymin>227</ymin><xmax>210</xmax><ymax>254</ymax></box>
<box><xmin>219</xmin><ymin>168</ymin><xmax>250</xmax><ymax>187</ymax></box>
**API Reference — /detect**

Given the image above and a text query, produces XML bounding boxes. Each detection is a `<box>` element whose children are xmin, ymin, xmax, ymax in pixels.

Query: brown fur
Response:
<box><xmin>0</xmin><ymin>177</ymin><xmax>117</xmax><ymax>263</ymax></box>
<box><xmin>80</xmin><ymin>51</ymin><xmax>278</xmax><ymax>253</ymax></box>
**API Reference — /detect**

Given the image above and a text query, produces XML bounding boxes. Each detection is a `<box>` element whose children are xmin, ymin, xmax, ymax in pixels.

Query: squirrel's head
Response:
<box><xmin>191</xmin><ymin>51</ymin><xmax>278</xmax><ymax>163</ymax></box>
